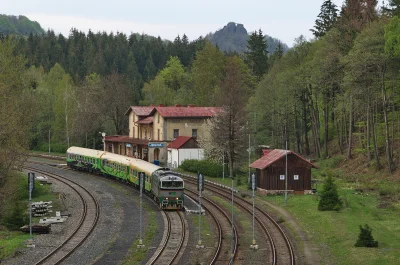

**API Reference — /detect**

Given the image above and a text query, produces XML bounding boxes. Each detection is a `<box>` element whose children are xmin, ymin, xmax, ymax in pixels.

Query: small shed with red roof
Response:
<box><xmin>167</xmin><ymin>136</ymin><xmax>204</xmax><ymax>168</ymax></box>
<box><xmin>249</xmin><ymin>149</ymin><xmax>318</xmax><ymax>194</ymax></box>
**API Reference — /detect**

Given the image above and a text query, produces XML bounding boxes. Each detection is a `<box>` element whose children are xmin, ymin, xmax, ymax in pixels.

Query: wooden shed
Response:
<box><xmin>249</xmin><ymin>149</ymin><xmax>318</xmax><ymax>194</ymax></box>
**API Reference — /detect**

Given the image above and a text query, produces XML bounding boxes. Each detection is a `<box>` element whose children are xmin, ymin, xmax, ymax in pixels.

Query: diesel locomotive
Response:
<box><xmin>66</xmin><ymin>146</ymin><xmax>184</xmax><ymax>210</ymax></box>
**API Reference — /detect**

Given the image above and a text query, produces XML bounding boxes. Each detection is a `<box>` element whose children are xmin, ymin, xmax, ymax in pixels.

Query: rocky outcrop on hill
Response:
<box><xmin>206</xmin><ymin>22</ymin><xmax>289</xmax><ymax>54</ymax></box>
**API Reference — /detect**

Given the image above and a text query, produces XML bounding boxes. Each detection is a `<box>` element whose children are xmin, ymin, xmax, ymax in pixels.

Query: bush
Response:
<box><xmin>355</xmin><ymin>224</ymin><xmax>378</xmax><ymax>247</ymax></box>
<box><xmin>35</xmin><ymin>142</ymin><xmax>68</xmax><ymax>153</ymax></box>
<box><xmin>318</xmin><ymin>175</ymin><xmax>343</xmax><ymax>211</ymax></box>
<box><xmin>379</xmin><ymin>185</ymin><xmax>398</xmax><ymax>197</ymax></box>
<box><xmin>180</xmin><ymin>159</ymin><xmax>223</xmax><ymax>178</ymax></box>
<box><xmin>1</xmin><ymin>173</ymin><xmax>49</xmax><ymax>230</ymax></box>
<box><xmin>2</xmin><ymin>201</ymin><xmax>28</xmax><ymax>230</ymax></box>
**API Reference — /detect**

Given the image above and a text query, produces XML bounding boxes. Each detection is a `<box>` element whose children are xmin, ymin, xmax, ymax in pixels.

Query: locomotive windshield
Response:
<box><xmin>161</xmin><ymin>180</ymin><xmax>184</xmax><ymax>189</ymax></box>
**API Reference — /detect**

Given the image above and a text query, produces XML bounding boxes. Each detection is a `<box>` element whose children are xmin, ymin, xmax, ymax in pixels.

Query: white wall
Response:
<box><xmin>167</xmin><ymin>148</ymin><xmax>204</xmax><ymax>168</ymax></box>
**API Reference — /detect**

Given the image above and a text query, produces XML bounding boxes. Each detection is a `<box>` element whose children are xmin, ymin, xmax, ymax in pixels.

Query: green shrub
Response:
<box><xmin>180</xmin><ymin>159</ymin><xmax>223</xmax><ymax>178</ymax></box>
<box><xmin>2</xmin><ymin>201</ymin><xmax>28</xmax><ymax>230</ymax></box>
<box><xmin>35</xmin><ymin>142</ymin><xmax>68</xmax><ymax>153</ymax></box>
<box><xmin>16</xmin><ymin>176</ymin><xmax>49</xmax><ymax>200</ymax></box>
<box><xmin>318</xmin><ymin>175</ymin><xmax>343</xmax><ymax>211</ymax></box>
<box><xmin>379</xmin><ymin>185</ymin><xmax>397</xmax><ymax>196</ymax></box>
<box><xmin>355</xmin><ymin>224</ymin><xmax>378</xmax><ymax>247</ymax></box>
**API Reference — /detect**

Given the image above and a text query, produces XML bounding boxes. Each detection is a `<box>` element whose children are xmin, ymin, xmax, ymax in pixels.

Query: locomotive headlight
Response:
<box><xmin>166</xmin><ymin>197</ymin><xmax>169</xmax><ymax>200</ymax></box>
<box><xmin>176</xmin><ymin>197</ymin><xmax>178</xmax><ymax>200</ymax></box>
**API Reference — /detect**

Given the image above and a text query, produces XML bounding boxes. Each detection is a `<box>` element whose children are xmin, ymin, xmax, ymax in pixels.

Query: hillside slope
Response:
<box><xmin>0</xmin><ymin>15</ymin><xmax>44</xmax><ymax>35</ymax></box>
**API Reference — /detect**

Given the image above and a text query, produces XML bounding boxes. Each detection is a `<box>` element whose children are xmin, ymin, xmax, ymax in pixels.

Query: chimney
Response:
<box><xmin>188</xmin><ymin>104</ymin><xmax>195</xmax><ymax>107</ymax></box>
<box><xmin>159</xmin><ymin>104</ymin><xmax>165</xmax><ymax>107</ymax></box>
<box><xmin>175</xmin><ymin>104</ymin><xmax>182</xmax><ymax>107</ymax></box>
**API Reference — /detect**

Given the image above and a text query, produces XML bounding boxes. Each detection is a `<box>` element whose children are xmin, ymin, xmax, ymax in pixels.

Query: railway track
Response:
<box><xmin>33</xmin><ymin>160</ymin><xmax>190</xmax><ymax>265</ymax></box>
<box><xmin>147</xmin><ymin>211</ymin><xmax>186</xmax><ymax>265</ymax></box>
<box><xmin>183</xmin><ymin>175</ymin><xmax>296</xmax><ymax>265</ymax></box>
<box><xmin>24</xmin><ymin>165</ymin><xmax>100</xmax><ymax>265</ymax></box>
<box><xmin>185</xmin><ymin>190</ymin><xmax>238</xmax><ymax>265</ymax></box>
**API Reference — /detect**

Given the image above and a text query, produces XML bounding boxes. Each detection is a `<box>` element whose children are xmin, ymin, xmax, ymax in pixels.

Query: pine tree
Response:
<box><xmin>311</xmin><ymin>0</ymin><xmax>339</xmax><ymax>38</ymax></box>
<box><xmin>269</xmin><ymin>41</ymin><xmax>284</xmax><ymax>67</ymax></box>
<box><xmin>318</xmin><ymin>175</ymin><xmax>342</xmax><ymax>211</ymax></box>
<box><xmin>355</xmin><ymin>224</ymin><xmax>378</xmax><ymax>247</ymax></box>
<box><xmin>245</xmin><ymin>29</ymin><xmax>268</xmax><ymax>78</ymax></box>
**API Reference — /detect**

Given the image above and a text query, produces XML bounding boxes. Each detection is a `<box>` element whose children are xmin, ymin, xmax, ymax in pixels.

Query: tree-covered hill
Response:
<box><xmin>0</xmin><ymin>15</ymin><xmax>44</xmax><ymax>35</ymax></box>
<box><xmin>206</xmin><ymin>22</ymin><xmax>289</xmax><ymax>54</ymax></box>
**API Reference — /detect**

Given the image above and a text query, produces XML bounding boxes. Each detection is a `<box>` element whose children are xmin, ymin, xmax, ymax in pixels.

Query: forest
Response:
<box><xmin>2</xmin><ymin>0</ymin><xmax>400</xmax><ymax>184</ymax></box>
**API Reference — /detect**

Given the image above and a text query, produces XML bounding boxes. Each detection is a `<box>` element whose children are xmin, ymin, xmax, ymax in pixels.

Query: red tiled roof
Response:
<box><xmin>105</xmin><ymin>135</ymin><xmax>149</xmax><ymax>145</ymax></box>
<box><xmin>249</xmin><ymin>149</ymin><xmax>318</xmax><ymax>169</ymax></box>
<box><xmin>156</xmin><ymin>107</ymin><xmax>221</xmax><ymax>118</ymax></box>
<box><xmin>124</xmin><ymin>106</ymin><xmax>155</xmax><ymax>116</ymax></box>
<box><xmin>135</xmin><ymin>116</ymin><xmax>153</xmax><ymax>124</ymax></box>
<box><xmin>167</xmin><ymin>136</ymin><xmax>192</xmax><ymax>149</ymax></box>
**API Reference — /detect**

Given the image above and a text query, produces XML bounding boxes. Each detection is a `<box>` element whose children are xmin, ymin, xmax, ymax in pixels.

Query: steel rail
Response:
<box><xmin>24</xmin><ymin>166</ymin><xmax>100</xmax><ymax>265</ymax></box>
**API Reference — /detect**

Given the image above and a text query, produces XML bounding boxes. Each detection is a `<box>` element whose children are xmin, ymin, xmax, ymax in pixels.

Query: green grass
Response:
<box><xmin>174</xmin><ymin>167</ymin><xmax>248</xmax><ymax>190</ymax></box>
<box><xmin>121</xmin><ymin>203</ymin><xmax>158</xmax><ymax>265</ymax></box>
<box><xmin>261</xmin><ymin>187</ymin><xmax>400</xmax><ymax>265</ymax></box>
<box><xmin>0</xmin><ymin>174</ymin><xmax>62</xmax><ymax>261</ymax></box>
<box><xmin>29</xmin><ymin>150</ymin><xmax>66</xmax><ymax>157</ymax></box>
<box><xmin>0</xmin><ymin>230</ymin><xmax>30</xmax><ymax>261</ymax></box>
<box><xmin>176</xmin><ymin>163</ymin><xmax>400</xmax><ymax>264</ymax></box>
<box><xmin>190</xmin><ymin>211</ymin><xmax>214</xmax><ymax>246</ymax></box>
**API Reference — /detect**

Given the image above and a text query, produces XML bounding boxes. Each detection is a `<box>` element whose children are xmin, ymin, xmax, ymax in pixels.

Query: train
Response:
<box><xmin>66</xmin><ymin>147</ymin><xmax>184</xmax><ymax>210</ymax></box>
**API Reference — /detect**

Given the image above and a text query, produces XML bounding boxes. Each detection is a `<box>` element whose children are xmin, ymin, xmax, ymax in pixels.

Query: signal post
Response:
<box><xmin>196</xmin><ymin>173</ymin><xmax>204</xmax><ymax>249</ymax></box>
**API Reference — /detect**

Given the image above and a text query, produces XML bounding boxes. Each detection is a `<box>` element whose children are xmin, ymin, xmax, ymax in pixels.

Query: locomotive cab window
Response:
<box><xmin>161</xmin><ymin>181</ymin><xmax>183</xmax><ymax>188</ymax></box>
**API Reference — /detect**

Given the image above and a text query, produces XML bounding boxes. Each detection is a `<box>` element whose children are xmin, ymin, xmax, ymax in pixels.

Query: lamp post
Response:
<box><xmin>99</xmin><ymin>132</ymin><xmax>106</xmax><ymax>151</ymax></box>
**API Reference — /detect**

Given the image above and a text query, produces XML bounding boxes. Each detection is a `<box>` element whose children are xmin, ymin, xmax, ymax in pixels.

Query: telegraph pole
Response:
<box><xmin>27</xmin><ymin>173</ymin><xmax>35</xmax><ymax>248</ymax></box>
<box><xmin>222</xmin><ymin>153</ymin><xmax>225</xmax><ymax>180</ymax></box>
<box><xmin>285</xmin><ymin>141</ymin><xmax>288</xmax><ymax>205</ymax></box>
<box><xmin>48</xmin><ymin>130</ymin><xmax>51</xmax><ymax>154</ymax></box>
<box><xmin>248</xmin><ymin>133</ymin><xmax>251</xmax><ymax>186</ymax></box>
<box><xmin>196</xmin><ymin>173</ymin><xmax>204</xmax><ymax>248</ymax></box>
<box><xmin>231</xmin><ymin>172</ymin><xmax>234</xmax><ymax>260</ymax></box>
<box><xmin>137</xmin><ymin>172</ymin><xmax>145</xmax><ymax>248</ymax></box>
<box><xmin>250</xmin><ymin>173</ymin><xmax>258</xmax><ymax>249</ymax></box>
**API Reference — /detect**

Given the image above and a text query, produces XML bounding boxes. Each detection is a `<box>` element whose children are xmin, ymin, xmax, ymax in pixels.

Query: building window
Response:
<box><xmin>145</xmin><ymin>129</ymin><xmax>147</xmax><ymax>139</ymax></box>
<box><xmin>158</xmin><ymin>129</ymin><xmax>160</xmax><ymax>140</ymax></box>
<box><xmin>294</xmin><ymin>175</ymin><xmax>299</xmax><ymax>180</ymax></box>
<box><xmin>173</xmin><ymin>129</ymin><xmax>179</xmax><ymax>138</ymax></box>
<box><xmin>133</xmin><ymin>127</ymin><xmax>135</xmax><ymax>138</ymax></box>
<box><xmin>158</xmin><ymin>114</ymin><xmax>160</xmax><ymax>123</ymax></box>
<box><xmin>192</xmin><ymin>129</ymin><xmax>198</xmax><ymax>138</ymax></box>
<box><xmin>280</xmin><ymin>175</ymin><xmax>285</xmax><ymax>180</ymax></box>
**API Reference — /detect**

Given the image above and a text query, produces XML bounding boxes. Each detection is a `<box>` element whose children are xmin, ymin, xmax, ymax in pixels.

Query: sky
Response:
<box><xmin>2</xmin><ymin>0</ymin><xmax>345</xmax><ymax>47</ymax></box>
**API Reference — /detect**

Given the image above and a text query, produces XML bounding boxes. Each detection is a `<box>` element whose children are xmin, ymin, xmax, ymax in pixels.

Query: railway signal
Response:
<box><xmin>137</xmin><ymin>172</ymin><xmax>145</xmax><ymax>248</ymax></box>
<box><xmin>197</xmin><ymin>173</ymin><xmax>204</xmax><ymax>191</ymax></box>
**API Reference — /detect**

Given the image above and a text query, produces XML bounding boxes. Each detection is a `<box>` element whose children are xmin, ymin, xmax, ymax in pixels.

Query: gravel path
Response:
<box><xmin>3</xmin><ymin>161</ymin><xmax>164</xmax><ymax>265</ymax></box>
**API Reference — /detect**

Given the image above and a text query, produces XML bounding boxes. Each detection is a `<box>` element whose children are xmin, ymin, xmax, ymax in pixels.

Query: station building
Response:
<box><xmin>104</xmin><ymin>104</ymin><xmax>220</xmax><ymax>166</ymax></box>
